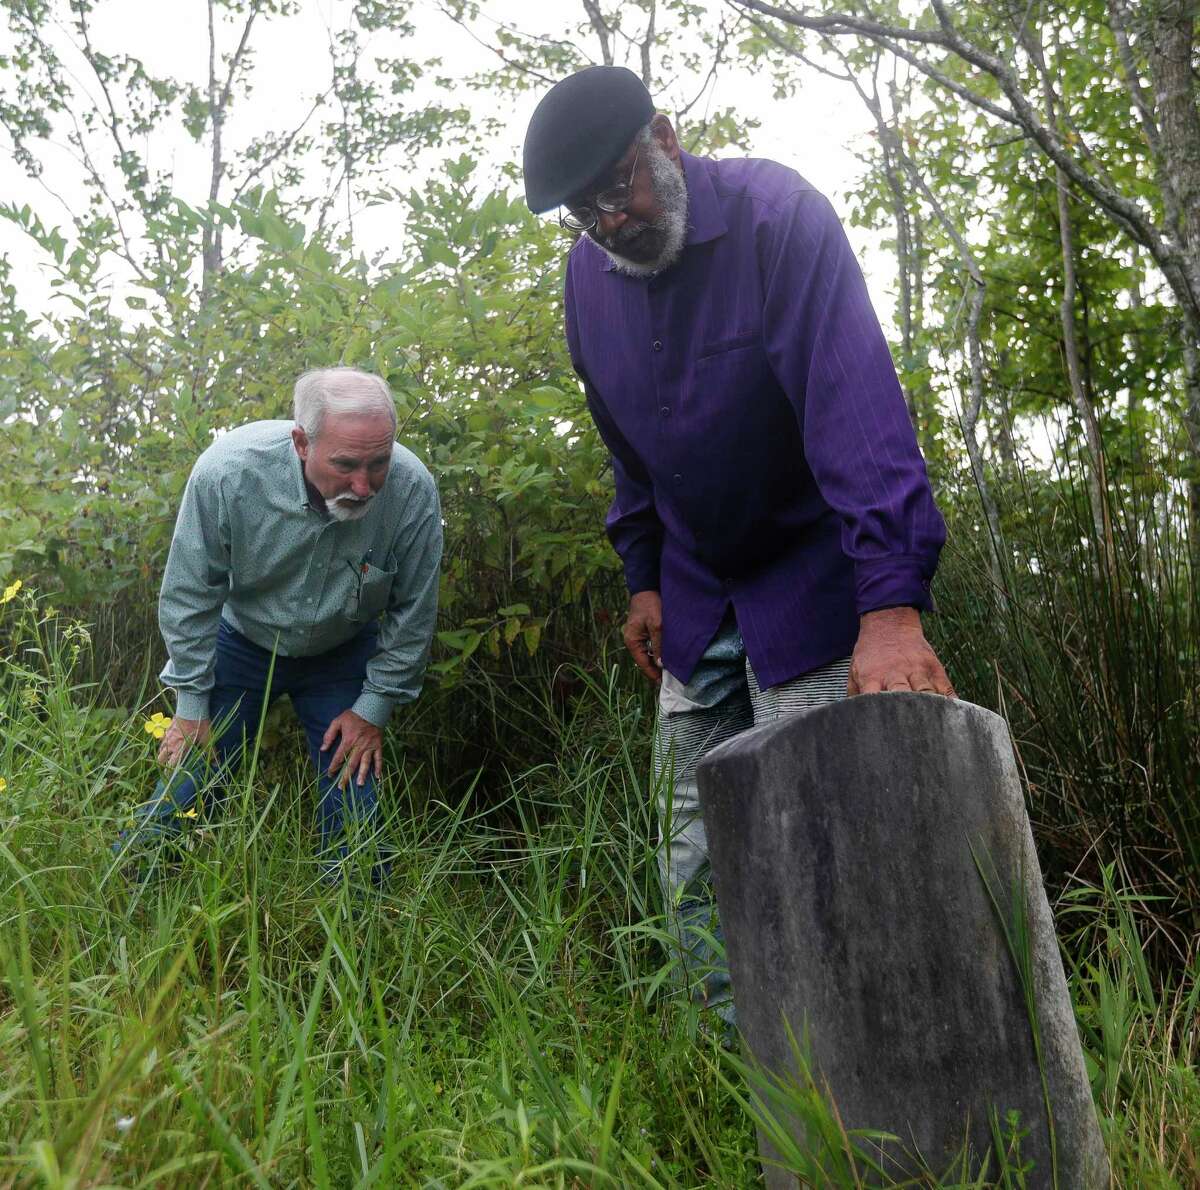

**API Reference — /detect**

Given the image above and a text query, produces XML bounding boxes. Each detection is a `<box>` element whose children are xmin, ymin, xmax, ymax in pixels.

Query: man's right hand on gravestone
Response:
<box><xmin>847</xmin><ymin>606</ymin><xmax>956</xmax><ymax>698</ymax></box>
<box><xmin>623</xmin><ymin>590</ymin><xmax>664</xmax><ymax>685</ymax></box>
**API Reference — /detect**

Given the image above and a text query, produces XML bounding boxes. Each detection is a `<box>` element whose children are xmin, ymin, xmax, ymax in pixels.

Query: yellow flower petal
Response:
<box><xmin>143</xmin><ymin>713</ymin><xmax>173</xmax><ymax>739</ymax></box>
<box><xmin>0</xmin><ymin>778</ymin><xmax>7</xmax><ymax>794</ymax></box>
<box><xmin>1</xmin><ymin>579</ymin><xmax>21</xmax><ymax>604</ymax></box>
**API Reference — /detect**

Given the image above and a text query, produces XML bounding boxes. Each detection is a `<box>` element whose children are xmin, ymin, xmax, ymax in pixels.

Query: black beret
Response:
<box><xmin>522</xmin><ymin>66</ymin><xmax>655</xmax><ymax>213</ymax></box>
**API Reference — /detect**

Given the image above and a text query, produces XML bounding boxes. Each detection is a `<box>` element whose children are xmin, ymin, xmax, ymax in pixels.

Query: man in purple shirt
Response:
<box><xmin>523</xmin><ymin>66</ymin><xmax>953</xmax><ymax>1020</ymax></box>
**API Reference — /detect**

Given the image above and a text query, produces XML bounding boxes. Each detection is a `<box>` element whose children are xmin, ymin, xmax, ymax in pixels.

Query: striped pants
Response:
<box><xmin>652</xmin><ymin>613</ymin><xmax>850</xmax><ymax>1020</ymax></box>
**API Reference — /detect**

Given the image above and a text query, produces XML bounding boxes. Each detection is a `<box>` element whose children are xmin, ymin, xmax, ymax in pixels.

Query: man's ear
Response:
<box><xmin>650</xmin><ymin>114</ymin><xmax>681</xmax><ymax>163</ymax></box>
<box><xmin>291</xmin><ymin>425</ymin><xmax>310</xmax><ymax>462</ymax></box>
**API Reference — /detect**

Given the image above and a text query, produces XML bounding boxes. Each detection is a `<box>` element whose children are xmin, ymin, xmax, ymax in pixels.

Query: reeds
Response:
<box><xmin>929</xmin><ymin>454</ymin><xmax>1198</xmax><ymax>949</ymax></box>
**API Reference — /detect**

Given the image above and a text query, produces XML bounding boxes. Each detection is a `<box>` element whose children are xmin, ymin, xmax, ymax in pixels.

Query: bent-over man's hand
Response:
<box><xmin>158</xmin><ymin>716</ymin><xmax>211</xmax><ymax>767</ymax></box>
<box><xmin>623</xmin><ymin>590</ymin><xmax>664</xmax><ymax>684</ymax></box>
<box><xmin>322</xmin><ymin>709</ymin><xmax>383</xmax><ymax>791</ymax></box>
<box><xmin>848</xmin><ymin>606</ymin><xmax>955</xmax><ymax>697</ymax></box>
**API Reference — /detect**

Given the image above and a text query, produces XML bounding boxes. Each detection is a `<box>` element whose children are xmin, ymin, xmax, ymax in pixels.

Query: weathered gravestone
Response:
<box><xmin>696</xmin><ymin>692</ymin><xmax>1108</xmax><ymax>1188</ymax></box>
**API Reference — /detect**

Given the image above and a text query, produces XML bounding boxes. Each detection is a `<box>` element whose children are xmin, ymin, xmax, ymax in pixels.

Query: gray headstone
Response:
<box><xmin>696</xmin><ymin>692</ymin><xmax>1109</xmax><ymax>1189</ymax></box>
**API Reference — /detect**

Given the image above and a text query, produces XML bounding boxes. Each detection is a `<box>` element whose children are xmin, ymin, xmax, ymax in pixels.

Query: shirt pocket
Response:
<box><xmin>695</xmin><ymin>330</ymin><xmax>761</xmax><ymax>360</ymax></box>
<box><xmin>347</xmin><ymin>562</ymin><xmax>395</xmax><ymax>622</ymax></box>
<box><xmin>692</xmin><ymin>334</ymin><xmax>774</xmax><ymax>410</ymax></box>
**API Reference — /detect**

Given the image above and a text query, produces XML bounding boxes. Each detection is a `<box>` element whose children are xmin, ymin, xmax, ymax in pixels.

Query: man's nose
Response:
<box><xmin>349</xmin><ymin>472</ymin><xmax>371</xmax><ymax>499</ymax></box>
<box><xmin>596</xmin><ymin>208</ymin><xmax>627</xmax><ymax>238</ymax></box>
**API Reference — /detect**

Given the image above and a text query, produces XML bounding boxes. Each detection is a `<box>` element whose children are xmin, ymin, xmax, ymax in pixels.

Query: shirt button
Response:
<box><xmin>652</xmin><ymin>340</ymin><xmax>663</xmax><ymax>352</ymax></box>
<box><xmin>660</xmin><ymin>406</ymin><xmax>671</xmax><ymax>417</ymax></box>
<box><xmin>673</xmin><ymin>473</ymin><xmax>683</xmax><ymax>484</ymax></box>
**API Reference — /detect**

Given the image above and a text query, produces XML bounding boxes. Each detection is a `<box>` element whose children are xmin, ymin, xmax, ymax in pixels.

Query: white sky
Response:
<box><xmin>1</xmin><ymin>0</ymin><xmax>890</xmax><ymax>321</ymax></box>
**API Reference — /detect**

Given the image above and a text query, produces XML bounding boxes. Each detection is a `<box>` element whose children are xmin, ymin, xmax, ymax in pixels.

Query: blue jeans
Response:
<box><xmin>119</xmin><ymin>620</ymin><xmax>386</xmax><ymax>877</ymax></box>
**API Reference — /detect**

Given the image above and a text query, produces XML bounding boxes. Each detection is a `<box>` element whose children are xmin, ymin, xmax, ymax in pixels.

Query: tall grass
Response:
<box><xmin>929</xmin><ymin>459</ymin><xmax>1199</xmax><ymax>947</ymax></box>
<box><xmin>1</xmin><ymin>584</ymin><xmax>1196</xmax><ymax>1185</ymax></box>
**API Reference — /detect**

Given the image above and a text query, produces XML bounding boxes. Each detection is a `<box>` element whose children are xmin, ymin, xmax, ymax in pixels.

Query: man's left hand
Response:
<box><xmin>848</xmin><ymin>606</ymin><xmax>955</xmax><ymax>697</ymax></box>
<box><xmin>321</xmin><ymin>710</ymin><xmax>384</xmax><ymax>790</ymax></box>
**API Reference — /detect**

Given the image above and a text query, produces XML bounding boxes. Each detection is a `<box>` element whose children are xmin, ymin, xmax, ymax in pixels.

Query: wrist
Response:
<box><xmin>859</xmin><ymin>606</ymin><xmax>922</xmax><ymax>631</ymax></box>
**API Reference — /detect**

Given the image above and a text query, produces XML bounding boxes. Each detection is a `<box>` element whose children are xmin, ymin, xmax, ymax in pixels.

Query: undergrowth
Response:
<box><xmin>0</xmin><ymin>586</ymin><xmax>1196</xmax><ymax>1187</ymax></box>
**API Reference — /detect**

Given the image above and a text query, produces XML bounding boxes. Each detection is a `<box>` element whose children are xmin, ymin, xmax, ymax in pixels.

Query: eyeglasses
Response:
<box><xmin>559</xmin><ymin>142</ymin><xmax>642</xmax><ymax>234</ymax></box>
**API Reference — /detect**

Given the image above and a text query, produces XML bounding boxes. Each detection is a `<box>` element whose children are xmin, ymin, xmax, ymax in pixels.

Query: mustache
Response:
<box><xmin>597</xmin><ymin>220</ymin><xmax>652</xmax><ymax>250</ymax></box>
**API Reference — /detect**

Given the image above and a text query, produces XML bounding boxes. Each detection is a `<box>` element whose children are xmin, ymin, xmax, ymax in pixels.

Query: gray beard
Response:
<box><xmin>328</xmin><ymin>493</ymin><xmax>373</xmax><ymax>522</ymax></box>
<box><xmin>594</xmin><ymin>141</ymin><xmax>689</xmax><ymax>278</ymax></box>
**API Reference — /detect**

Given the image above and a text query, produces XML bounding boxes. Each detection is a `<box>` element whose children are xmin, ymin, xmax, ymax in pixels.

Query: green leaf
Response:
<box><xmin>522</xmin><ymin>624</ymin><xmax>541</xmax><ymax>655</ymax></box>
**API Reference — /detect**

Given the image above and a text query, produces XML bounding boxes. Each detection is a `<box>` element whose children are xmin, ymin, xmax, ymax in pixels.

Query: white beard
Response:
<box><xmin>328</xmin><ymin>493</ymin><xmax>374</xmax><ymax>522</ymax></box>
<box><xmin>595</xmin><ymin>139</ymin><xmax>689</xmax><ymax>278</ymax></box>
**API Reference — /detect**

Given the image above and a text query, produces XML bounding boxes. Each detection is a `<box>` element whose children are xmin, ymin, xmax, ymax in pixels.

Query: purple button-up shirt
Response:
<box><xmin>564</xmin><ymin>150</ymin><xmax>946</xmax><ymax>689</ymax></box>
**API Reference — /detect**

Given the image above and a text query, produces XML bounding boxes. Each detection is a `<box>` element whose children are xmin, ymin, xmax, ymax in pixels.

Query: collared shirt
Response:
<box><xmin>158</xmin><ymin>420</ymin><xmax>442</xmax><ymax>727</ymax></box>
<box><xmin>564</xmin><ymin>151</ymin><xmax>946</xmax><ymax>689</ymax></box>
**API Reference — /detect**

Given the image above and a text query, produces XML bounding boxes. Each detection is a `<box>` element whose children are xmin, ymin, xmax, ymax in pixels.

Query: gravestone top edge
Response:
<box><xmin>696</xmin><ymin>691</ymin><xmax>1008</xmax><ymax>779</ymax></box>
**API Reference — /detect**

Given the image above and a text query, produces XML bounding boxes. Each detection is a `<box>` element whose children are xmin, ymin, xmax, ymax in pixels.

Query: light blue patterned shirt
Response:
<box><xmin>158</xmin><ymin>420</ymin><xmax>442</xmax><ymax>727</ymax></box>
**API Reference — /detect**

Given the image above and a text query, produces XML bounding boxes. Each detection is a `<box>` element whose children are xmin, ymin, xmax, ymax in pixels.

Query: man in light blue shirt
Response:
<box><xmin>120</xmin><ymin>367</ymin><xmax>442</xmax><ymax>881</ymax></box>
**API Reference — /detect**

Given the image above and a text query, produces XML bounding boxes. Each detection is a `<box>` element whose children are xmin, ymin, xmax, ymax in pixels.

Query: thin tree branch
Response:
<box><xmin>639</xmin><ymin>0</ymin><xmax>657</xmax><ymax>86</ymax></box>
<box><xmin>732</xmin><ymin>2</ymin><xmax>1021</xmax><ymax>126</ymax></box>
<box><xmin>228</xmin><ymin>90</ymin><xmax>330</xmax><ymax>205</ymax></box>
<box><xmin>73</xmin><ymin>7</ymin><xmax>138</xmax><ymax>183</ymax></box>
<box><xmin>1106</xmin><ymin>0</ymin><xmax>1161</xmax><ymax>153</ymax></box>
<box><xmin>218</xmin><ymin>2</ymin><xmax>260</xmax><ymax>114</ymax></box>
<box><xmin>675</xmin><ymin>18</ymin><xmax>735</xmax><ymax>121</ymax></box>
<box><xmin>580</xmin><ymin>0</ymin><xmax>614</xmax><ymax>65</ymax></box>
<box><xmin>433</xmin><ymin>2</ymin><xmax>570</xmax><ymax>84</ymax></box>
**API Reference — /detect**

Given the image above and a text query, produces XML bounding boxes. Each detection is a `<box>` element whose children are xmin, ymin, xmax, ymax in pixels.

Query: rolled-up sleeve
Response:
<box><xmin>761</xmin><ymin>189</ymin><xmax>945</xmax><ymax>614</ymax></box>
<box><xmin>352</xmin><ymin>472</ymin><xmax>443</xmax><ymax>727</ymax></box>
<box><xmin>565</xmin><ymin>262</ymin><xmax>663</xmax><ymax>594</ymax></box>
<box><xmin>158</xmin><ymin>460</ymin><xmax>232</xmax><ymax>719</ymax></box>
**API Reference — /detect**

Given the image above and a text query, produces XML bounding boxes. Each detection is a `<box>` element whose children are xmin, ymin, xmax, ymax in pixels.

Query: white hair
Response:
<box><xmin>292</xmin><ymin>367</ymin><xmax>397</xmax><ymax>439</ymax></box>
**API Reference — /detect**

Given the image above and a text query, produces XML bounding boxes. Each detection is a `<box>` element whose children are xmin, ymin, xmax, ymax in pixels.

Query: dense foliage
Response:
<box><xmin>2</xmin><ymin>1</ymin><xmax>1199</xmax><ymax>1183</ymax></box>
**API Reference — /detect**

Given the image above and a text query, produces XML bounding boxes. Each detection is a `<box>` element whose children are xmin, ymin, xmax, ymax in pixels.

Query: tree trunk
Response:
<box><xmin>844</xmin><ymin>67</ymin><xmax>1004</xmax><ymax>592</ymax></box>
<box><xmin>1145</xmin><ymin>0</ymin><xmax>1200</xmax><ymax>542</ymax></box>
<box><xmin>1021</xmin><ymin>17</ymin><xmax>1115</xmax><ymax>568</ymax></box>
<box><xmin>580</xmin><ymin>0</ymin><xmax>614</xmax><ymax>66</ymax></box>
<box><xmin>201</xmin><ymin>1</ymin><xmax>258</xmax><ymax>294</ymax></box>
<box><xmin>881</xmin><ymin>135</ymin><xmax>919</xmax><ymax>435</ymax></box>
<box><xmin>201</xmin><ymin>0</ymin><xmax>224</xmax><ymax>291</ymax></box>
<box><xmin>964</xmin><ymin>278</ymin><xmax>1005</xmax><ymax>597</ymax></box>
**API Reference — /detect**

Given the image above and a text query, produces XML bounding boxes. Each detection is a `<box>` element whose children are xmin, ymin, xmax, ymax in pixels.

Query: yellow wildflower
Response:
<box><xmin>176</xmin><ymin>806</ymin><xmax>198</xmax><ymax>820</ymax></box>
<box><xmin>143</xmin><ymin>712</ymin><xmax>173</xmax><ymax>740</ymax></box>
<box><xmin>21</xmin><ymin>686</ymin><xmax>39</xmax><ymax>708</ymax></box>
<box><xmin>0</xmin><ymin>778</ymin><xmax>6</xmax><ymax>794</ymax></box>
<box><xmin>1</xmin><ymin>579</ymin><xmax>22</xmax><ymax>604</ymax></box>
